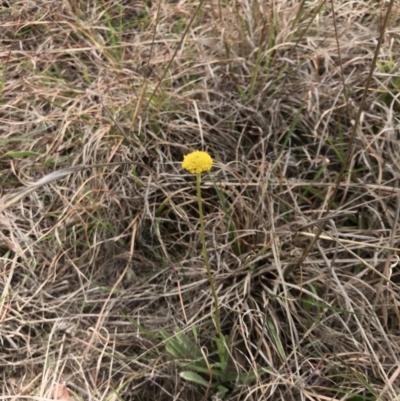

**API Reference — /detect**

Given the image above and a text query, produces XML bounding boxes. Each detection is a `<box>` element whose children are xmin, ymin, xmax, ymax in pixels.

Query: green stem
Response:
<box><xmin>196</xmin><ymin>173</ymin><xmax>223</xmax><ymax>340</ymax></box>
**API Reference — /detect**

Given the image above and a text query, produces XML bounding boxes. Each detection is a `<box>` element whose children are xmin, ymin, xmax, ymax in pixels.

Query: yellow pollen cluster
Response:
<box><xmin>182</xmin><ymin>151</ymin><xmax>213</xmax><ymax>174</ymax></box>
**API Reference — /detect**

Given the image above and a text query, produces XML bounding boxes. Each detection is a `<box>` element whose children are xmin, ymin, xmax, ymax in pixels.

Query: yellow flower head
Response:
<box><xmin>182</xmin><ymin>150</ymin><xmax>213</xmax><ymax>174</ymax></box>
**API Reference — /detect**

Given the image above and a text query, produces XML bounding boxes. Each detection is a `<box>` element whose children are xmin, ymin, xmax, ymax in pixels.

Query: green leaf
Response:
<box><xmin>174</xmin><ymin>329</ymin><xmax>202</xmax><ymax>358</ymax></box>
<box><xmin>266</xmin><ymin>318</ymin><xmax>285</xmax><ymax>360</ymax></box>
<box><xmin>225</xmin><ymin>368</ymin><xmax>268</xmax><ymax>383</ymax></box>
<box><xmin>179</xmin><ymin>361</ymin><xmax>210</xmax><ymax>375</ymax></box>
<box><xmin>0</xmin><ymin>136</ymin><xmax>33</xmax><ymax>144</ymax></box>
<box><xmin>191</xmin><ymin>325</ymin><xmax>198</xmax><ymax>342</ymax></box>
<box><xmin>165</xmin><ymin>338</ymin><xmax>186</xmax><ymax>359</ymax></box>
<box><xmin>180</xmin><ymin>371</ymin><xmax>209</xmax><ymax>387</ymax></box>
<box><xmin>4</xmin><ymin>151</ymin><xmax>40</xmax><ymax>158</ymax></box>
<box><xmin>351</xmin><ymin>370</ymin><xmax>378</xmax><ymax>398</ymax></box>
<box><xmin>215</xmin><ymin>335</ymin><xmax>229</xmax><ymax>369</ymax></box>
<box><xmin>158</xmin><ymin>328</ymin><xmax>170</xmax><ymax>340</ymax></box>
<box><xmin>161</xmin><ymin>328</ymin><xmax>201</xmax><ymax>360</ymax></box>
<box><xmin>217</xmin><ymin>385</ymin><xmax>229</xmax><ymax>398</ymax></box>
<box><xmin>124</xmin><ymin>315</ymin><xmax>158</xmax><ymax>340</ymax></box>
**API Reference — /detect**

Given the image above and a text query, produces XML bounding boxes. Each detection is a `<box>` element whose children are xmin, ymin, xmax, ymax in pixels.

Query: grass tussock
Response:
<box><xmin>1</xmin><ymin>0</ymin><xmax>400</xmax><ymax>400</ymax></box>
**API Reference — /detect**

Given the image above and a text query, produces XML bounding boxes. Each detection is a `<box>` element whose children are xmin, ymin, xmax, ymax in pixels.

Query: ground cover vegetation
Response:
<box><xmin>1</xmin><ymin>0</ymin><xmax>400</xmax><ymax>400</ymax></box>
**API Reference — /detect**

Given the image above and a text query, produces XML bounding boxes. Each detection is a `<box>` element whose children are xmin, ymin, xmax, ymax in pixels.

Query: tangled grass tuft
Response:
<box><xmin>1</xmin><ymin>0</ymin><xmax>400</xmax><ymax>400</ymax></box>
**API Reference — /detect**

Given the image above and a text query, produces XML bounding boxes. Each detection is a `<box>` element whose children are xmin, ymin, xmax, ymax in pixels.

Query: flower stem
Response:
<box><xmin>196</xmin><ymin>173</ymin><xmax>223</xmax><ymax>340</ymax></box>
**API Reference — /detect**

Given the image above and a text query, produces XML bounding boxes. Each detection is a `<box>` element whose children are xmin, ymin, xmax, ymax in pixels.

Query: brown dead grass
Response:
<box><xmin>1</xmin><ymin>0</ymin><xmax>400</xmax><ymax>400</ymax></box>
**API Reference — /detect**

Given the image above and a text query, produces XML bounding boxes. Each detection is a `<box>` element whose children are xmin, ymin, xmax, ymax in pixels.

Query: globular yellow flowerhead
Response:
<box><xmin>182</xmin><ymin>150</ymin><xmax>213</xmax><ymax>174</ymax></box>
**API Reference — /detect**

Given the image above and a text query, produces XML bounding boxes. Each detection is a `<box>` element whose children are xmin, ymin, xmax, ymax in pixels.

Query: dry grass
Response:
<box><xmin>1</xmin><ymin>0</ymin><xmax>400</xmax><ymax>400</ymax></box>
